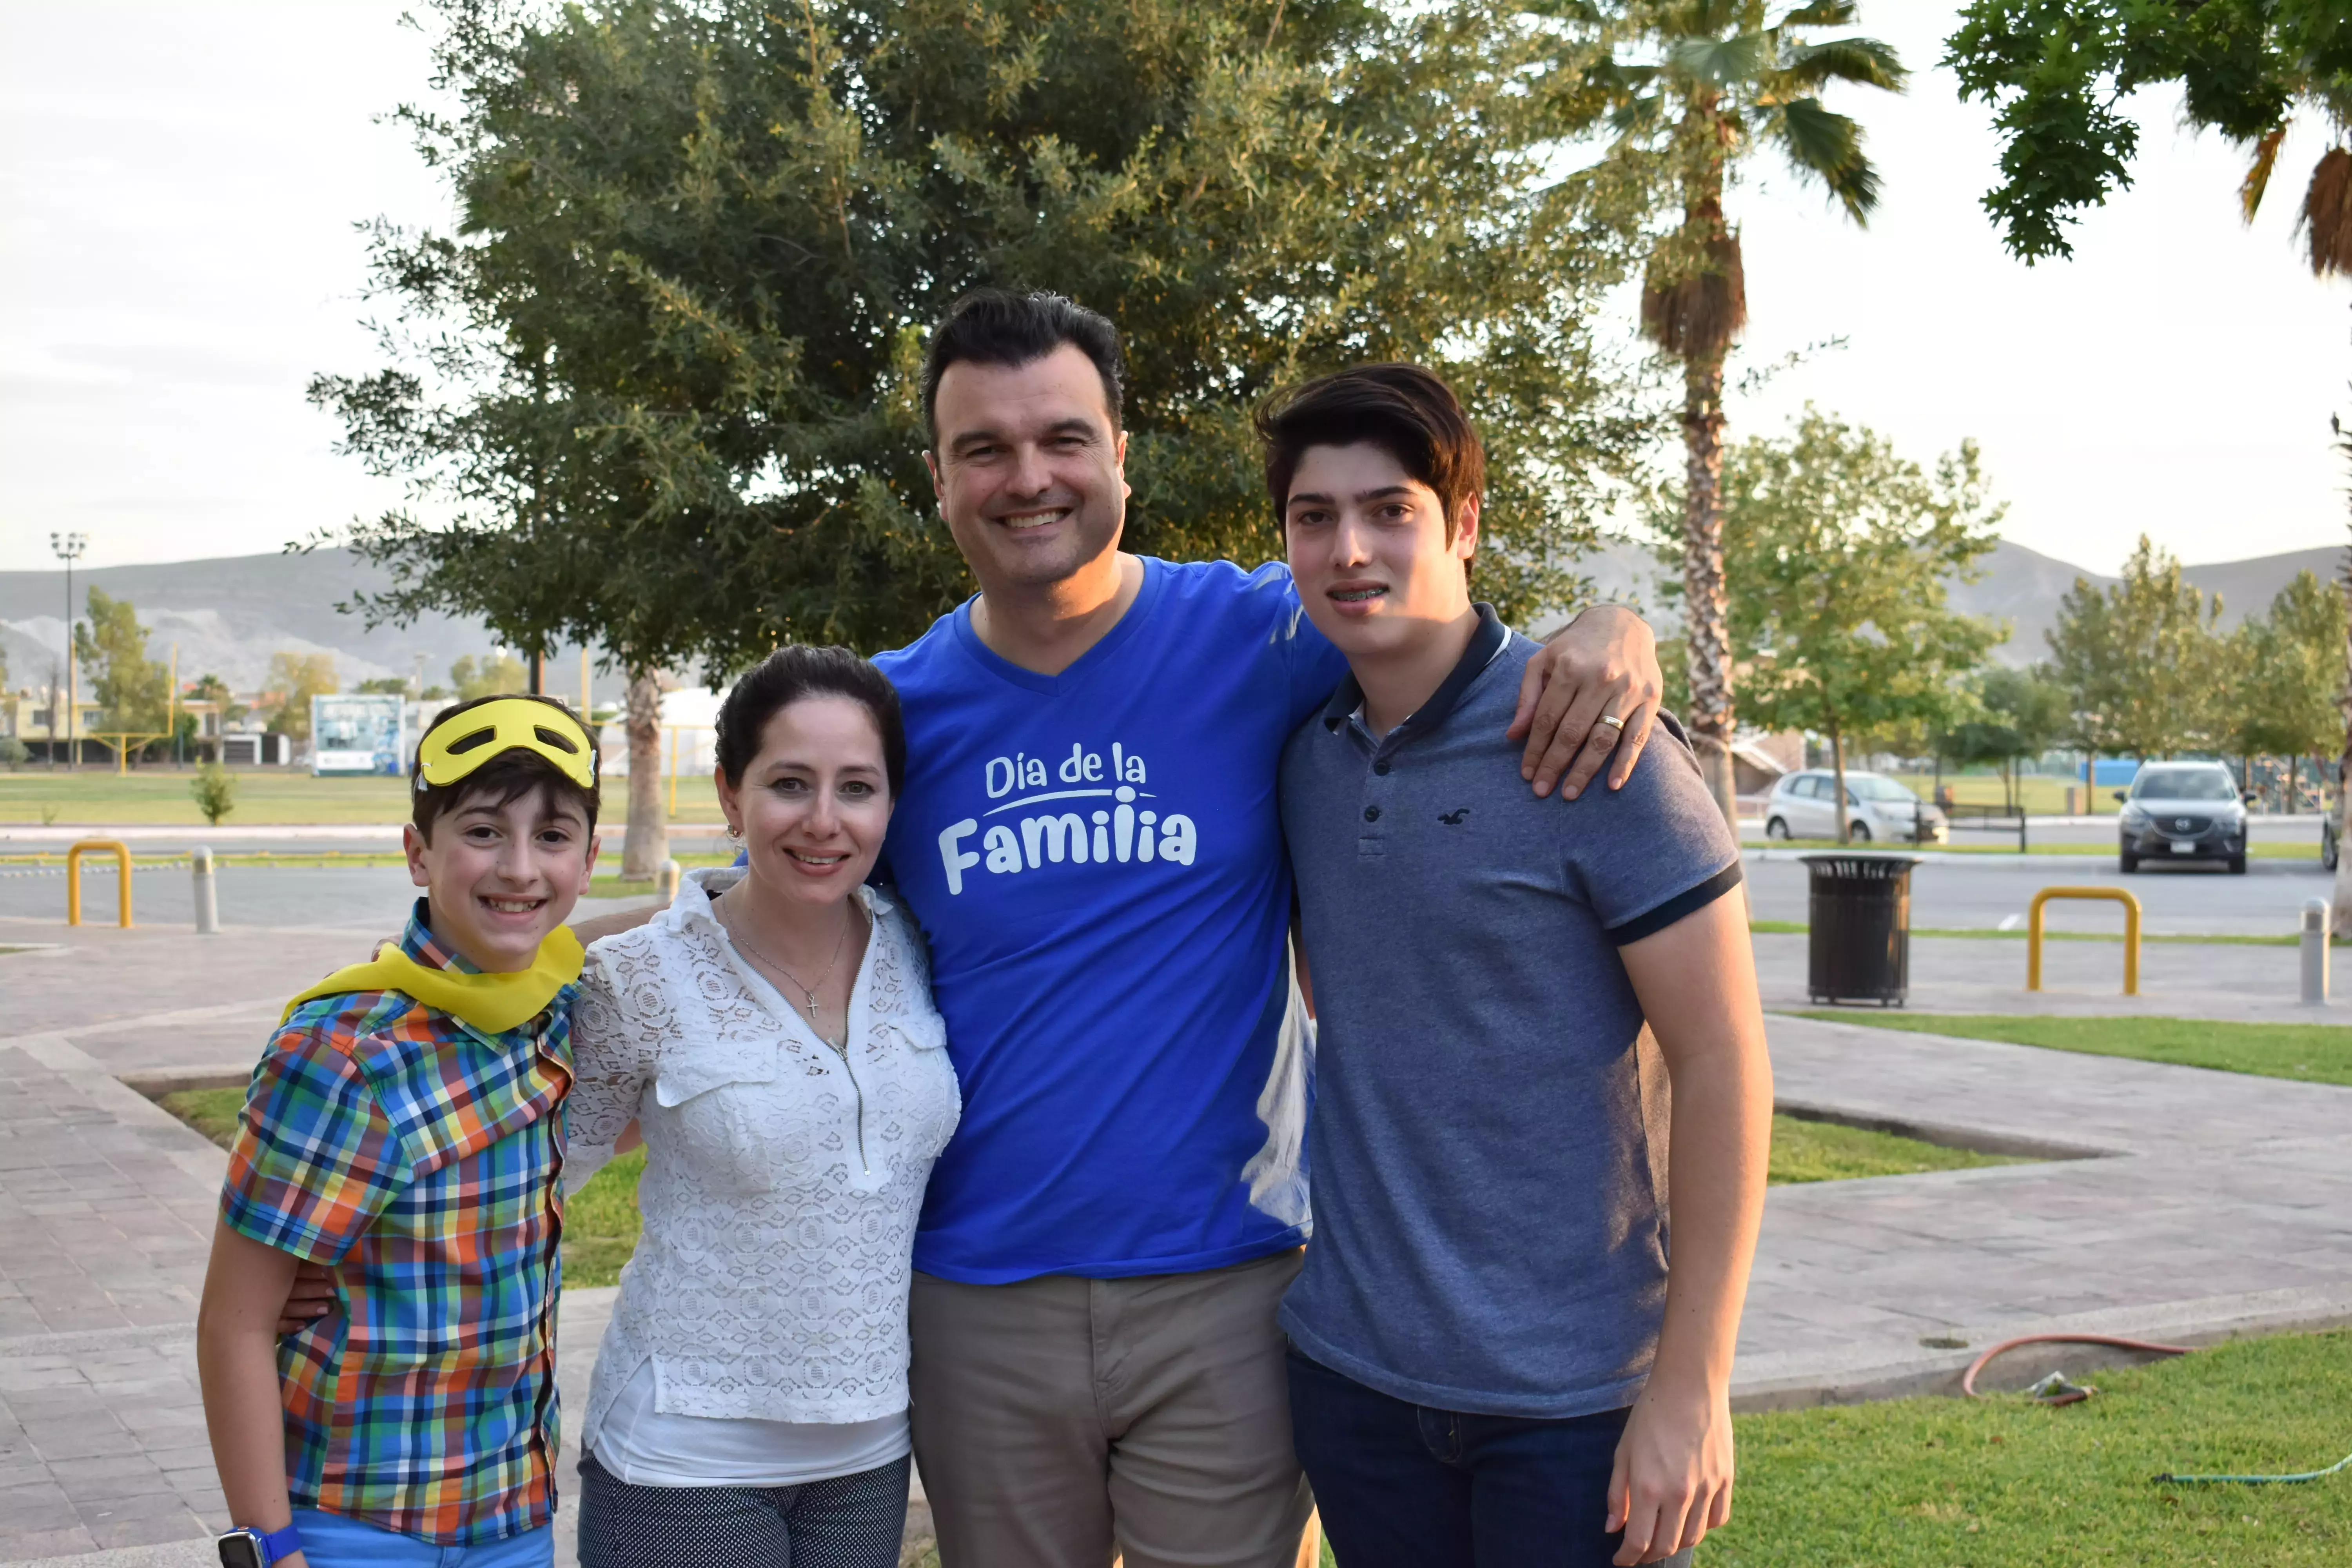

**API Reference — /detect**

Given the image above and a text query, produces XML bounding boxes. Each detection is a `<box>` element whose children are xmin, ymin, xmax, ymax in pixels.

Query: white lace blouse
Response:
<box><xmin>566</xmin><ymin>868</ymin><xmax>961</xmax><ymax>1434</ymax></box>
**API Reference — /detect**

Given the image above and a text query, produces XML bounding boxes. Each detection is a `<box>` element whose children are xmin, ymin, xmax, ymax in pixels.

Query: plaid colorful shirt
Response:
<box><xmin>223</xmin><ymin>902</ymin><xmax>574</xmax><ymax>1545</ymax></box>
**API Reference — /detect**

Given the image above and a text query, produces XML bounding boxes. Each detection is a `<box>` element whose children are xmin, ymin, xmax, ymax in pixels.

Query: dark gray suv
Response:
<box><xmin>2116</xmin><ymin>763</ymin><xmax>2249</xmax><ymax>874</ymax></box>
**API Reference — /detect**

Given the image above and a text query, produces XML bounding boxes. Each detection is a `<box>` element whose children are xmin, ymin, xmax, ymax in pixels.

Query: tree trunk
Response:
<box><xmin>1829</xmin><ymin>724</ymin><xmax>1849</xmax><ymax>846</ymax></box>
<box><xmin>1680</xmin><ymin>347</ymin><xmax>1737</xmax><ymax>826</ymax></box>
<box><xmin>621</xmin><ymin>668</ymin><xmax>668</xmax><ymax>882</ymax></box>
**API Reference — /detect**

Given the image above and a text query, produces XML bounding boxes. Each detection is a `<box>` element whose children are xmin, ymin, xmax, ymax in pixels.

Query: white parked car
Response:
<box><xmin>1762</xmin><ymin>770</ymin><xmax>1947</xmax><ymax>845</ymax></box>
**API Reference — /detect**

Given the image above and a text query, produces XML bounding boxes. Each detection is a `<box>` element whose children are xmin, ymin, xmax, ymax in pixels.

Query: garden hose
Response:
<box><xmin>1958</xmin><ymin>1332</ymin><xmax>2195</xmax><ymax>1403</ymax></box>
<box><xmin>1957</xmin><ymin>1333</ymin><xmax>2352</xmax><ymax>1485</ymax></box>
<box><xmin>2154</xmin><ymin>1452</ymin><xmax>2352</xmax><ymax>1486</ymax></box>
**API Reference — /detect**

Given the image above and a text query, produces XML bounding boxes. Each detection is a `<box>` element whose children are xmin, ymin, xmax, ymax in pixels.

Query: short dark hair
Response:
<box><xmin>410</xmin><ymin>693</ymin><xmax>601</xmax><ymax>845</ymax></box>
<box><xmin>1255</xmin><ymin>364</ymin><xmax>1486</xmax><ymax>543</ymax></box>
<box><xmin>715</xmin><ymin>644</ymin><xmax>907</xmax><ymax>801</ymax></box>
<box><xmin>921</xmin><ymin>289</ymin><xmax>1125</xmax><ymax>448</ymax></box>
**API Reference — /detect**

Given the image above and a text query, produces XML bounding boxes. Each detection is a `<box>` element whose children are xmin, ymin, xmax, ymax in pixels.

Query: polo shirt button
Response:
<box><xmin>1363</xmin><ymin>806</ymin><xmax>1381</xmax><ymax>822</ymax></box>
<box><xmin>1373</xmin><ymin>761</ymin><xmax>1390</xmax><ymax>775</ymax></box>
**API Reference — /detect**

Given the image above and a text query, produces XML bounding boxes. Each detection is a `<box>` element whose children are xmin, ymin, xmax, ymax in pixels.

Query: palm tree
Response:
<box><xmin>2230</xmin><ymin>97</ymin><xmax>2350</xmax><ymax>280</ymax></box>
<box><xmin>1601</xmin><ymin>2</ymin><xmax>1904</xmax><ymax>821</ymax></box>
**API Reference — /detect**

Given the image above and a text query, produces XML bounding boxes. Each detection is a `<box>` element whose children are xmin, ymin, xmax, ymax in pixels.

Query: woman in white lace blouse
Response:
<box><xmin>565</xmin><ymin>646</ymin><xmax>960</xmax><ymax>1568</ymax></box>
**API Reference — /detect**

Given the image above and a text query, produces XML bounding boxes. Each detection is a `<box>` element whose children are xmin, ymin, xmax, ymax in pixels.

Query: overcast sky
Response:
<box><xmin>3</xmin><ymin>0</ymin><xmax>2347</xmax><ymax>578</ymax></box>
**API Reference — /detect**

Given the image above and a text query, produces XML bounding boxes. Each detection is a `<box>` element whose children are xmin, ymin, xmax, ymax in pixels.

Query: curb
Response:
<box><xmin>1730</xmin><ymin>1281</ymin><xmax>2352</xmax><ymax>1412</ymax></box>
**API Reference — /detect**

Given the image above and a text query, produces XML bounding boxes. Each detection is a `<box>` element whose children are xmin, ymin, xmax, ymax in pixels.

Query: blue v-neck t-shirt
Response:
<box><xmin>872</xmin><ymin>557</ymin><xmax>1347</xmax><ymax>1283</ymax></box>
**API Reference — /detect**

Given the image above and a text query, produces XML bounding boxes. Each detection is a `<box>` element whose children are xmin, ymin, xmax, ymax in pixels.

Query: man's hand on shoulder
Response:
<box><xmin>1508</xmin><ymin>604</ymin><xmax>1664</xmax><ymax>800</ymax></box>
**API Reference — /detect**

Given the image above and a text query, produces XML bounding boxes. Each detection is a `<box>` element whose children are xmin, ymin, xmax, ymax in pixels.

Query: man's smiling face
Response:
<box><xmin>1284</xmin><ymin>440</ymin><xmax>1479</xmax><ymax>660</ymax></box>
<box><xmin>925</xmin><ymin>343</ymin><xmax>1131</xmax><ymax>594</ymax></box>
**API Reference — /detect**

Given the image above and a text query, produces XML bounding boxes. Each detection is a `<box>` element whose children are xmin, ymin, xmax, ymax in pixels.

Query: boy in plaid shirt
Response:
<box><xmin>196</xmin><ymin>695</ymin><xmax>601</xmax><ymax>1568</ymax></box>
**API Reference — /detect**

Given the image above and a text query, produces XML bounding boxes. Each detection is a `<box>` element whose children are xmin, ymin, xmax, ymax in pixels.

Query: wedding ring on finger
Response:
<box><xmin>1598</xmin><ymin>712</ymin><xmax>1626</xmax><ymax>733</ymax></box>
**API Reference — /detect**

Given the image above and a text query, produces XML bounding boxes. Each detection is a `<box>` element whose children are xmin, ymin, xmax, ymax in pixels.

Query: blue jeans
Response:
<box><xmin>290</xmin><ymin>1509</ymin><xmax>555</xmax><ymax>1568</ymax></box>
<box><xmin>1286</xmin><ymin>1347</ymin><xmax>1694</xmax><ymax>1568</ymax></box>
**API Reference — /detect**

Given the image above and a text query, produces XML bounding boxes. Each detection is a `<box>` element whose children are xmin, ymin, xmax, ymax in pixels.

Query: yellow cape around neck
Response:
<box><xmin>279</xmin><ymin>923</ymin><xmax>584</xmax><ymax>1036</ymax></box>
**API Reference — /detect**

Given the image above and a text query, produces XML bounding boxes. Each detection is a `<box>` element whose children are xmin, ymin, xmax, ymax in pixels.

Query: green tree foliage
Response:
<box><xmin>1946</xmin><ymin>0</ymin><xmax>2352</xmax><ymax>270</ymax></box>
<box><xmin>356</xmin><ymin>676</ymin><xmax>414</xmax><ymax>695</ymax></box>
<box><xmin>1593</xmin><ymin>0</ymin><xmax>1907</xmax><ymax>820</ymax></box>
<box><xmin>1666</xmin><ymin>408</ymin><xmax>2002</xmax><ymax>841</ymax></box>
<box><xmin>2045</xmin><ymin>536</ymin><xmax>2226</xmax><ymax>761</ymax></box>
<box><xmin>187</xmin><ymin>673</ymin><xmax>247</xmax><ymax>726</ymax></box>
<box><xmin>309</xmin><ymin>0</ymin><xmax>1658</xmax><ymax>675</ymax></box>
<box><xmin>1939</xmin><ymin>664</ymin><xmax>2069</xmax><ymax>808</ymax></box>
<box><xmin>71</xmin><ymin>588</ymin><xmax>169</xmax><ymax>733</ymax></box>
<box><xmin>264</xmin><ymin>653</ymin><xmax>341</xmax><ymax>742</ymax></box>
<box><xmin>449</xmin><ymin>653</ymin><xmax>527</xmax><ymax>701</ymax></box>
<box><xmin>2227</xmin><ymin>568</ymin><xmax>2347</xmax><ymax>790</ymax></box>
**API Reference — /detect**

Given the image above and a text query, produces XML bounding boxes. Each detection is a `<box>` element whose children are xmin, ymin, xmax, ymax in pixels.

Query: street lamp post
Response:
<box><xmin>49</xmin><ymin>532</ymin><xmax>86</xmax><ymax>769</ymax></box>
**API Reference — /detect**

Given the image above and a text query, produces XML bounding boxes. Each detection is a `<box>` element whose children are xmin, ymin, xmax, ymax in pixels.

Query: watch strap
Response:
<box><xmin>259</xmin><ymin>1522</ymin><xmax>302</xmax><ymax>1564</ymax></box>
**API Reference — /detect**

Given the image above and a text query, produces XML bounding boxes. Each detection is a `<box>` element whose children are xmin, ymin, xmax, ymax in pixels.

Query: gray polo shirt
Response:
<box><xmin>1278</xmin><ymin>605</ymin><xmax>1742</xmax><ymax>1418</ymax></box>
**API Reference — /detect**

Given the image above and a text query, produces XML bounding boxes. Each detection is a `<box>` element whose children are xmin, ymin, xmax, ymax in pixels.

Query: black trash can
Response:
<box><xmin>1802</xmin><ymin>854</ymin><xmax>1920</xmax><ymax>1006</ymax></box>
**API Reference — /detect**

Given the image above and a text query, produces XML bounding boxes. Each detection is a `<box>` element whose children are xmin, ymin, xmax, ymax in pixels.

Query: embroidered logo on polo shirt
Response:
<box><xmin>1438</xmin><ymin>808</ymin><xmax>1471</xmax><ymax>825</ymax></box>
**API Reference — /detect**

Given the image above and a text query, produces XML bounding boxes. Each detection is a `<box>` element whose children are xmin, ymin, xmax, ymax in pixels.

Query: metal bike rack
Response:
<box><xmin>65</xmin><ymin>839</ymin><xmax>134</xmax><ymax>928</ymax></box>
<box><xmin>2026</xmin><ymin>886</ymin><xmax>2140</xmax><ymax>996</ymax></box>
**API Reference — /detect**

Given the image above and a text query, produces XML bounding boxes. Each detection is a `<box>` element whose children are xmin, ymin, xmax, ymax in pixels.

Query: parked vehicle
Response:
<box><xmin>1763</xmin><ymin>770</ymin><xmax>1947</xmax><ymax>845</ymax></box>
<box><xmin>2115</xmin><ymin>762</ymin><xmax>2249</xmax><ymax>874</ymax></box>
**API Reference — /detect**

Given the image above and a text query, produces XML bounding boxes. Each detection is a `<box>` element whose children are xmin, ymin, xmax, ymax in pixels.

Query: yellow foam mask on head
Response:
<box><xmin>417</xmin><ymin>697</ymin><xmax>598</xmax><ymax>792</ymax></box>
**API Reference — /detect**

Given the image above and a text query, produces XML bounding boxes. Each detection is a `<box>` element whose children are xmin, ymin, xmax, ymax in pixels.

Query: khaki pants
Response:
<box><xmin>909</xmin><ymin>1248</ymin><xmax>1318</xmax><ymax>1568</ymax></box>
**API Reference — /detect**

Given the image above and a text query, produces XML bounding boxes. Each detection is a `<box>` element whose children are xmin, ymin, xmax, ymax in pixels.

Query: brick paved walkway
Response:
<box><xmin>0</xmin><ymin>1036</ymin><xmax>223</xmax><ymax>1561</ymax></box>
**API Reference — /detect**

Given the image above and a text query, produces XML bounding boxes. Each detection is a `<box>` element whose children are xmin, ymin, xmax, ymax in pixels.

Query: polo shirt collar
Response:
<box><xmin>1319</xmin><ymin>603</ymin><xmax>1509</xmax><ymax>741</ymax></box>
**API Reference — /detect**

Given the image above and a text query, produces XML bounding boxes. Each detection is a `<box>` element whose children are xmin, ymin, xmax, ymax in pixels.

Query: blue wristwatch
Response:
<box><xmin>216</xmin><ymin>1521</ymin><xmax>302</xmax><ymax>1567</ymax></box>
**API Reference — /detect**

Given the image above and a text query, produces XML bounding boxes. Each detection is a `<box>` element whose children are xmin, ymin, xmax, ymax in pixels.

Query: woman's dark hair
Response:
<box><xmin>921</xmin><ymin>289</ymin><xmax>1125</xmax><ymax>448</ymax></box>
<box><xmin>1255</xmin><ymin>363</ymin><xmax>1486</xmax><ymax>542</ymax></box>
<box><xmin>715</xmin><ymin>645</ymin><xmax>907</xmax><ymax>800</ymax></box>
<box><xmin>409</xmin><ymin>692</ymin><xmax>601</xmax><ymax>844</ymax></box>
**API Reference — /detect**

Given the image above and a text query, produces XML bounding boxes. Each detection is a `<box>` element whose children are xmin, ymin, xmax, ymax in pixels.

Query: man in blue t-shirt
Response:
<box><xmin>1268</xmin><ymin>365</ymin><xmax>1771</xmax><ymax>1568</ymax></box>
<box><xmin>569</xmin><ymin>291</ymin><xmax>1668</xmax><ymax>1568</ymax></box>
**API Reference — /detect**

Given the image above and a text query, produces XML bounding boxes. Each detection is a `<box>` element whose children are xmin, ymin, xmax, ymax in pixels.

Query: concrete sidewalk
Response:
<box><xmin>8</xmin><ymin>922</ymin><xmax>2352</xmax><ymax>1562</ymax></box>
<box><xmin>1755</xmin><ymin>929</ymin><xmax>2352</xmax><ymax>1023</ymax></box>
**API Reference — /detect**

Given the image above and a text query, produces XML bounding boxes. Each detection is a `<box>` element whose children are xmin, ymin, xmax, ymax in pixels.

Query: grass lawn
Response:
<box><xmin>158</xmin><ymin>1087</ymin><xmax>246</xmax><ymax>1147</ymax></box>
<box><xmin>0</xmin><ymin>770</ymin><xmax>725</xmax><ymax>825</ymax></box>
<box><xmin>1699</xmin><ymin>1329</ymin><xmax>2352</xmax><ymax>1566</ymax></box>
<box><xmin>1767</xmin><ymin>1114</ymin><xmax>2024</xmax><ymax>1184</ymax></box>
<box><xmin>1793</xmin><ymin>1013</ymin><xmax>2352</xmax><ymax>1090</ymax></box>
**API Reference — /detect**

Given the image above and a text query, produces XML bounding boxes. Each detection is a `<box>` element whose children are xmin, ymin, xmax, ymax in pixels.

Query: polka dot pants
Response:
<box><xmin>577</xmin><ymin>1449</ymin><xmax>911</xmax><ymax>1568</ymax></box>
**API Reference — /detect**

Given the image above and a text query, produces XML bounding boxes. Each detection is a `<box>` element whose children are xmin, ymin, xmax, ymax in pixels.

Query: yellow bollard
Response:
<box><xmin>66</xmin><ymin>839</ymin><xmax>134</xmax><ymax>928</ymax></box>
<box><xmin>2027</xmin><ymin>886</ymin><xmax>2140</xmax><ymax>996</ymax></box>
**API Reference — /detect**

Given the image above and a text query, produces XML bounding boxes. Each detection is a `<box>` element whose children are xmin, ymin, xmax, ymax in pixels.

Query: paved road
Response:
<box><xmin>1746</xmin><ymin>854</ymin><xmax>2332</xmax><ymax>936</ymax></box>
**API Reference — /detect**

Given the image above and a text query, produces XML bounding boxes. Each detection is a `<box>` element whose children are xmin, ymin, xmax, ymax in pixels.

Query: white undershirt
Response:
<box><xmin>586</xmin><ymin>1356</ymin><xmax>911</xmax><ymax>1489</ymax></box>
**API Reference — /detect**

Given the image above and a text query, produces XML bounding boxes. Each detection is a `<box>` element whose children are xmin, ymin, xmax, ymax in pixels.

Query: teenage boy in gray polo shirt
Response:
<box><xmin>1264</xmin><ymin>365</ymin><xmax>1773</xmax><ymax>1568</ymax></box>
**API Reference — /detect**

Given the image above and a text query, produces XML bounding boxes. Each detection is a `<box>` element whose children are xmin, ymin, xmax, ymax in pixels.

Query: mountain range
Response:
<box><xmin>1</xmin><ymin>537</ymin><xmax>2342</xmax><ymax>696</ymax></box>
<box><xmin>1577</xmin><ymin>535</ymin><xmax>2345</xmax><ymax>667</ymax></box>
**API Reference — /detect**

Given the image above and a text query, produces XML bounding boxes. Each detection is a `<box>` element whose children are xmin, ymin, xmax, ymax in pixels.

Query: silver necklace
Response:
<box><xmin>722</xmin><ymin>898</ymin><xmax>860</xmax><ymax>1046</ymax></box>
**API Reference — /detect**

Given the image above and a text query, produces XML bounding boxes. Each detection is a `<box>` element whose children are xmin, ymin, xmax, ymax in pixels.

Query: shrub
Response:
<box><xmin>191</xmin><ymin>763</ymin><xmax>236</xmax><ymax>826</ymax></box>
